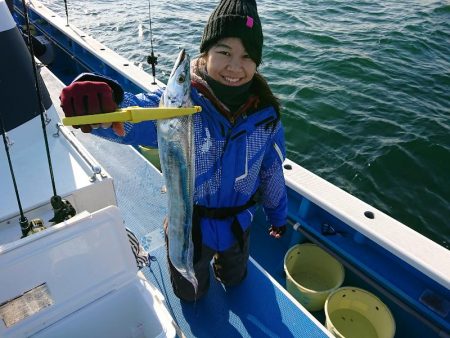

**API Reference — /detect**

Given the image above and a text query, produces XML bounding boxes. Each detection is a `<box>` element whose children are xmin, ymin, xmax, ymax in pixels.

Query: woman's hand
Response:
<box><xmin>268</xmin><ymin>224</ymin><xmax>286</xmax><ymax>239</ymax></box>
<box><xmin>60</xmin><ymin>81</ymin><xmax>117</xmax><ymax>132</ymax></box>
<box><xmin>59</xmin><ymin>76</ymin><xmax>125</xmax><ymax>136</ymax></box>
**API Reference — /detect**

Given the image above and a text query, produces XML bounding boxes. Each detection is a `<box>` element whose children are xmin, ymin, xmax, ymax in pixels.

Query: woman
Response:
<box><xmin>60</xmin><ymin>0</ymin><xmax>287</xmax><ymax>302</ymax></box>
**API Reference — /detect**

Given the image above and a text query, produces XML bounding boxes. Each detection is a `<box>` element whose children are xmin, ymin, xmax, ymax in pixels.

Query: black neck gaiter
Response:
<box><xmin>205</xmin><ymin>74</ymin><xmax>253</xmax><ymax>113</ymax></box>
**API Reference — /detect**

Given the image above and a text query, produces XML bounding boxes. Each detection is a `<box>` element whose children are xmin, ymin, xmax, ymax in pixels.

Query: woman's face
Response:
<box><xmin>205</xmin><ymin>37</ymin><xmax>257</xmax><ymax>87</ymax></box>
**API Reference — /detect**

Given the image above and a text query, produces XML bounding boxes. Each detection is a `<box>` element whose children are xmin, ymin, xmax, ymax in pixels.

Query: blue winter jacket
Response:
<box><xmin>93</xmin><ymin>87</ymin><xmax>288</xmax><ymax>251</ymax></box>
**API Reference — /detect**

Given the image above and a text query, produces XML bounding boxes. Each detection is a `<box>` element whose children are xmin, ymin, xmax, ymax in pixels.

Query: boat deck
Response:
<box><xmin>42</xmin><ymin>68</ymin><xmax>331</xmax><ymax>337</ymax></box>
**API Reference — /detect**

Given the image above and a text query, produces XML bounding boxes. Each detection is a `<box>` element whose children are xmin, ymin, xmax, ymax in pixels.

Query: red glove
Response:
<box><xmin>60</xmin><ymin>81</ymin><xmax>117</xmax><ymax>133</ymax></box>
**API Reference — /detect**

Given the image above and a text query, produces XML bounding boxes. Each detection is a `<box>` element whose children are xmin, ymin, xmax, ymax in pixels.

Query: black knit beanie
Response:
<box><xmin>200</xmin><ymin>0</ymin><xmax>263</xmax><ymax>66</ymax></box>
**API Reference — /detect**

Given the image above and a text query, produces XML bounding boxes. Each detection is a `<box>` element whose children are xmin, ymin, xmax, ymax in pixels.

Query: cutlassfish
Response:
<box><xmin>157</xmin><ymin>49</ymin><xmax>198</xmax><ymax>291</ymax></box>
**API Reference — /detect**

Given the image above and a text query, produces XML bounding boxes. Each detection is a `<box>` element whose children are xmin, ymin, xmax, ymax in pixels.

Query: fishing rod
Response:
<box><xmin>147</xmin><ymin>0</ymin><xmax>158</xmax><ymax>85</ymax></box>
<box><xmin>63</xmin><ymin>0</ymin><xmax>69</xmax><ymax>26</ymax></box>
<box><xmin>21</xmin><ymin>0</ymin><xmax>76</xmax><ymax>225</ymax></box>
<box><xmin>0</xmin><ymin>113</ymin><xmax>32</xmax><ymax>237</ymax></box>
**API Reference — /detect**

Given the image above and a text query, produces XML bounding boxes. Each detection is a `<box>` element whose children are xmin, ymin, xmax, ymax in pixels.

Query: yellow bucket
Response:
<box><xmin>284</xmin><ymin>244</ymin><xmax>345</xmax><ymax>311</ymax></box>
<box><xmin>324</xmin><ymin>287</ymin><xmax>396</xmax><ymax>338</ymax></box>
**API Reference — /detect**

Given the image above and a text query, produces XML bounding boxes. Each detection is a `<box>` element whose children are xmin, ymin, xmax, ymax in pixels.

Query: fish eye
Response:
<box><xmin>177</xmin><ymin>73</ymin><xmax>186</xmax><ymax>84</ymax></box>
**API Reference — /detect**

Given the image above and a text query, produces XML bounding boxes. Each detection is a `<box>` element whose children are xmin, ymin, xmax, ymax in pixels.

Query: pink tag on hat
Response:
<box><xmin>246</xmin><ymin>16</ymin><xmax>254</xmax><ymax>28</ymax></box>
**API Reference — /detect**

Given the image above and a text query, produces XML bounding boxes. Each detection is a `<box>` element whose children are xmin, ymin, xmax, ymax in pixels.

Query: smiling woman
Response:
<box><xmin>206</xmin><ymin>38</ymin><xmax>256</xmax><ymax>86</ymax></box>
<box><xmin>58</xmin><ymin>0</ymin><xmax>289</xmax><ymax>303</ymax></box>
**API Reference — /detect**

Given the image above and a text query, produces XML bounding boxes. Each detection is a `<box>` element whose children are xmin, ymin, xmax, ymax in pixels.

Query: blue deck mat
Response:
<box><xmin>74</xmin><ymin>132</ymin><xmax>329</xmax><ymax>338</ymax></box>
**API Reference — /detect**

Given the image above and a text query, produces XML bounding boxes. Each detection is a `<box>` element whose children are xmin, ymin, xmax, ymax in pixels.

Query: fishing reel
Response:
<box><xmin>49</xmin><ymin>195</ymin><xmax>76</xmax><ymax>224</ymax></box>
<box><xmin>147</xmin><ymin>51</ymin><xmax>158</xmax><ymax>85</ymax></box>
<box><xmin>18</xmin><ymin>196</ymin><xmax>76</xmax><ymax>238</ymax></box>
<box><xmin>147</xmin><ymin>51</ymin><xmax>158</xmax><ymax>67</ymax></box>
<box><xmin>20</xmin><ymin>217</ymin><xmax>46</xmax><ymax>238</ymax></box>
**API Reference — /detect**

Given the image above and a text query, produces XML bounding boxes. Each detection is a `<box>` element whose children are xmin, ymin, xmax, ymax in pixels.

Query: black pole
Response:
<box><xmin>147</xmin><ymin>0</ymin><xmax>158</xmax><ymax>85</ymax></box>
<box><xmin>21</xmin><ymin>0</ymin><xmax>57</xmax><ymax>197</ymax></box>
<box><xmin>21</xmin><ymin>0</ymin><xmax>76</xmax><ymax>224</ymax></box>
<box><xmin>0</xmin><ymin>112</ymin><xmax>31</xmax><ymax>236</ymax></box>
<box><xmin>63</xmin><ymin>0</ymin><xmax>69</xmax><ymax>26</ymax></box>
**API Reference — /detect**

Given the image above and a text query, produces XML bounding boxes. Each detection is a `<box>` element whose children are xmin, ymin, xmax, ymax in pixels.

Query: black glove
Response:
<box><xmin>268</xmin><ymin>224</ymin><xmax>287</xmax><ymax>239</ymax></box>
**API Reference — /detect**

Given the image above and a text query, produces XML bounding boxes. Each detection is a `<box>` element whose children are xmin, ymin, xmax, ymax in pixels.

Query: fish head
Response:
<box><xmin>161</xmin><ymin>49</ymin><xmax>191</xmax><ymax>107</ymax></box>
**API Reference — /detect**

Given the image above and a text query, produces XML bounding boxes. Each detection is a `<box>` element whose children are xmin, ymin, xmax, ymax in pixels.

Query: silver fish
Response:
<box><xmin>157</xmin><ymin>49</ymin><xmax>197</xmax><ymax>291</ymax></box>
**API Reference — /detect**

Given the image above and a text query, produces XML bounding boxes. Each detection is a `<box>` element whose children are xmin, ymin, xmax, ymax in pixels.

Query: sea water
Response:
<box><xmin>39</xmin><ymin>0</ymin><xmax>450</xmax><ymax>249</ymax></box>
